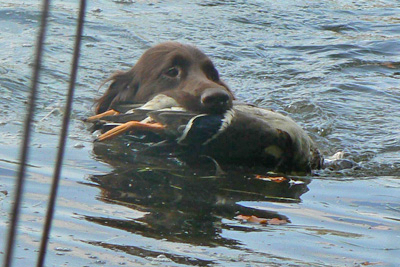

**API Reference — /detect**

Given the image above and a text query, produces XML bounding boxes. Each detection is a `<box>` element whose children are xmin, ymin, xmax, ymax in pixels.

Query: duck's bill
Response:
<box><xmin>86</xmin><ymin>109</ymin><xmax>120</xmax><ymax>122</ymax></box>
<box><xmin>96</xmin><ymin>121</ymin><xmax>165</xmax><ymax>142</ymax></box>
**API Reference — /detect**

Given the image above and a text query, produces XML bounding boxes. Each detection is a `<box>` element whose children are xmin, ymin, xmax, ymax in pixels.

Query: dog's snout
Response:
<box><xmin>201</xmin><ymin>88</ymin><xmax>232</xmax><ymax>114</ymax></box>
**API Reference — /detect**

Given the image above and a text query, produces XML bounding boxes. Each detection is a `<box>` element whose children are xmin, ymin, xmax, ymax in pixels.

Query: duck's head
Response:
<box><xmin>148</xmin><ymin>108</ymin><xmax>235</xmax><ymax>146</ymax></box>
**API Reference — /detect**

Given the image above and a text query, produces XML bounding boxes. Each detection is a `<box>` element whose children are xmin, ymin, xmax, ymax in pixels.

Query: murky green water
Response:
<box><xmin>0</xmin><ymin>0</ymin><xmax>399</xmax><ymax>266</ymax></box>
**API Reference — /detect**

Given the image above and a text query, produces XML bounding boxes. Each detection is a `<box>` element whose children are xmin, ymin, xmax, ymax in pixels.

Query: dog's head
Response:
<box><xmin>96</xmin><ymin>42</ymin><xmax>234</xmax><ymax>114</ymax></box>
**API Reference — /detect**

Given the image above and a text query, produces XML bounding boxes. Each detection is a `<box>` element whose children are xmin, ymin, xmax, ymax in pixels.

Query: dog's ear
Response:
<box><xmin>95</xmin><ymin>69</ymin><xmax>139</xmax><ymax>114</ymax></box>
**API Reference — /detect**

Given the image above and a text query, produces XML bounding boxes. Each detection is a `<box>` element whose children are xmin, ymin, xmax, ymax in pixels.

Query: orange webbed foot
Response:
<box><xmin>86</xmin><ymin>109</ymin><xmax>120</xmax><ymax>122</ymax></box>
<box><xmin>96</xmin><ymin>121</ymin><xmax>165</xmax><ymax>142</ymax></box>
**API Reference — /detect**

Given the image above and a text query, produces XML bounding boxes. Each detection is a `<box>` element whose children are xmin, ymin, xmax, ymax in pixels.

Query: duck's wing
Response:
<box><xmin>110</xmin><ymin>103</ymin><xmax>143</xmax><ymax>113</ymax></box>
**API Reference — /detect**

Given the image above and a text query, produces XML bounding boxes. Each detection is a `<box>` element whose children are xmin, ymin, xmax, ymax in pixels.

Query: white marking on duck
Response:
<box><xmin>177</xmin><ymin>114</ymin><xmax>208</xmax><ymax>145</ymax></box>
<box><xmin>177</xmin><ymin>109</ymin><xmax>235</xmax><ymax>145</ymax></box>
<box><xmin>203</xmin><ymin>109</ymin><xmax>235</xmax><ymax>145</ymax></box>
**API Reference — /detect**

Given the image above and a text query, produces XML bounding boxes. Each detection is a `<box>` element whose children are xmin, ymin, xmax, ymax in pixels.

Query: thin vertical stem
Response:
<box><xmin>36</xmin><ymin>1</ymin><xmax>86</xmax><ymax>266</ymax></box>
<box><xmin>3</xmin><ymin>1</ymin><xmax>51</xmax><ymax>267</ymax></box>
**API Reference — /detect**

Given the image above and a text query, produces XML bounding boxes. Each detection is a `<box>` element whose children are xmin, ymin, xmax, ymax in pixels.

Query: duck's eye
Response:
<box><xmin>165</xmin><ymin>67</ymin><xmax>180</xmax><ymax>78</ymax></box>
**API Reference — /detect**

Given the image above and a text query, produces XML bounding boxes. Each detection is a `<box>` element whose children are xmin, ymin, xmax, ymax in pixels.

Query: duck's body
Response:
<box><xmin>88</xmin><ymin>94</ymin><xmax>323</xmax><ymax>174</ymax></box>
<box><xmin>148</xmin><ymin>103</ymin><xmax>323</xmax><ymax>173</ymax></box>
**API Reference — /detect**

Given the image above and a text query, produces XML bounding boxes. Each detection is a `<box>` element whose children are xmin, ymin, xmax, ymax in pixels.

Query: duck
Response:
<box><xmin>86</xmin><ymin>94</ymin><xmax>324</xmax><ymax>174</ymax></box>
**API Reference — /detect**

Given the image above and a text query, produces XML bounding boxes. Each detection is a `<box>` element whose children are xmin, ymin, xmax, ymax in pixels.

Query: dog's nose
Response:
<box><xmin>201</xmin><ymin>88</ymin><xmax>232</xmax><ymax>114</ymax></box>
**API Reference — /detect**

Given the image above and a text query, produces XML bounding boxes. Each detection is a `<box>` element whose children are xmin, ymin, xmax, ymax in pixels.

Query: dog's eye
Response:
<box><xmin>203</xmin><ymin>63</ymin><xmax>220</xmax><ymax>81</ymax></box>
<box><xmin>209</xmin><ymin>68</ymin><xmax>220</xmax><ymax>81</ymax></box>
<box><xmin>165</xmin><ymin>67</ymin><xmax>180</xmax><ymax>78</ymax></box>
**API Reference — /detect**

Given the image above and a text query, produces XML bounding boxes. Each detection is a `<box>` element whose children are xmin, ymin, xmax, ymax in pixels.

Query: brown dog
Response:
<box><xmin>96</xmin><ymin>42</ymin><xmax>234</xmax><ymax>115</ymax></box>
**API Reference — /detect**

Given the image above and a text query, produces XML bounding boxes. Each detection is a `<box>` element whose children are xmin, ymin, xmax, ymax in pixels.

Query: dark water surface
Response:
<box><xmin>1</xmin><ymin>0</ymin><xmax>399</xmax><ymax>266</ymax></box>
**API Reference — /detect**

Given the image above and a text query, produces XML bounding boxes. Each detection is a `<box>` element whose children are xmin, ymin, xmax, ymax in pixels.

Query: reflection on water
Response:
<box><xmin>1</xmin><ymin>0</ymin><xmax>400</xmax><ymax>265</ymax></box>
<box><xmin>89</xmin><ymin>139</ymin><xmax>309</xmax><ymax>247</ymax></box>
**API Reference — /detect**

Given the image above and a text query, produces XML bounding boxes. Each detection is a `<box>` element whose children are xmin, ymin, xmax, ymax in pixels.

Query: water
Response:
<box><xmin>0</xmin><ymin>0</ymin><xmax>399</xmax><ymax>266</ymax></box>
